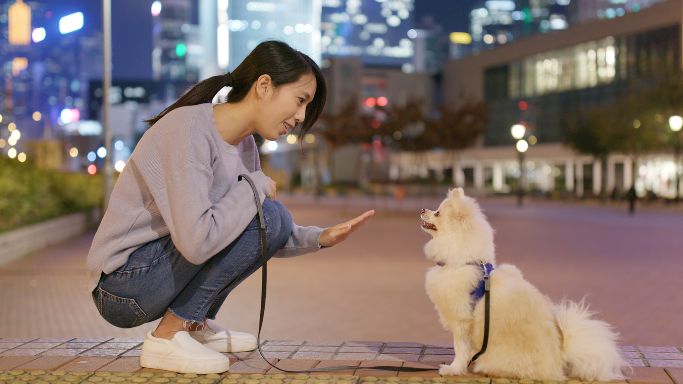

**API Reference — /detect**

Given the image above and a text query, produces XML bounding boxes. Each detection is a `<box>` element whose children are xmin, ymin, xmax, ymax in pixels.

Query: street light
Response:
<box><xmin>511</xmin><ymin>124</ymin><xmax>528</xmax><ymax>207</ymax></box>
<box><xmin>669</xmin><ymin>115</ymin><xmax>682</xmax><ymax>203</ymax></box>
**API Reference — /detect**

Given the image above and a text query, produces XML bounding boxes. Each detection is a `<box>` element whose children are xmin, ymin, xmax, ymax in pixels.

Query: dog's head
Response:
<box><xmin>420</xmin><ymin>188</ymin><xmax>495</xmax><ymax>266</ymax></box>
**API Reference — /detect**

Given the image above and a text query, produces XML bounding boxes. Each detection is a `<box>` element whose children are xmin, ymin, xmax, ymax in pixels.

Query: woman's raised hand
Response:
<box><xmin>319</xmin><ymin>210</ymin><xmax>375</xmax><ymax>248</ymax></box>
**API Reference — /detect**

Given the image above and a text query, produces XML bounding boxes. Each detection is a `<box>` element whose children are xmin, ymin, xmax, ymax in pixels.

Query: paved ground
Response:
<box><xmin>1</xmin><ymin>195</ymin><xmax>682</xmax><ymax>382</ymax></box>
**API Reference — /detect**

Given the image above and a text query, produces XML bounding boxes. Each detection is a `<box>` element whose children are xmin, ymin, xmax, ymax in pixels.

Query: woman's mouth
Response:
<box><xmin>281</xmin><ymin>122</ymin><xmax>294</xmax><ymax>135</ymax></box>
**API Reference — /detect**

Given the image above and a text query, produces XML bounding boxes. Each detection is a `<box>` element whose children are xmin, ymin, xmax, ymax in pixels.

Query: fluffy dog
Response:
<box><xmin>422</xmin><ymin>188</ymin><xmax>627</xmax><ymax>381</ymax></box>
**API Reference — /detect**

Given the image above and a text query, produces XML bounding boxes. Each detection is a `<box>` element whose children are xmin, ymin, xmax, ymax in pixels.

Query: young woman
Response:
<box><xmin>86</xmin><ymin>41</ymin><xmax>374</xmax><ymax>374</ymax></box>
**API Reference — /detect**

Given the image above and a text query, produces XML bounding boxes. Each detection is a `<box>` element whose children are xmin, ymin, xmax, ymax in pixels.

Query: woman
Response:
<box><xmin>86</xmin><ymin>40</ymin><xmax>374</xmax><ymax>374</ymax></box>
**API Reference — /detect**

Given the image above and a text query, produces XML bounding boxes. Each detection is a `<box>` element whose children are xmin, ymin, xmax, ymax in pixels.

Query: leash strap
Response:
<box><xmin>238</xmin><ymin>174</ymin><xmax>437</xmax><ymax>373</ymax></box>
<box><xmin>468</xmin><ymin>264</ymin><xmax>491</xmax><ymax>367</ymax></box>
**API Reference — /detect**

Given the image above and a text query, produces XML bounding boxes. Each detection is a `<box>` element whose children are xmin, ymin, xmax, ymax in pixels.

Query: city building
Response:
<box><xmin>425</xmin><ymin>0</ymin><xmax>683</xmax><ymax>198</ymax></box>
<box><xmin>224</xmin><ymin>0</ymin><xmax>321</xmax><ymax>70</ymax></box>
<box><xmin>569</xmin><ymin>0</ymin><xmax>665</xmax><ymax>24</ymax></box>
<box><xmin>469</xmin><ymin>0</ymin><xmax>572</xmax><ymax>54</ymax></box>
<box><xmin>152</xmin><ymin>0</ymin><xmax>199</xmax><ymax>82</ymax></box>
<box><xmin>321</xmin><ymin>0</ymin><xmax>415</xmax><ymax>69</ymax></box>
<box><xmin>1</xmin><ymin>0</ymin><xmax>101</xmax><ymax>148</ymax></box>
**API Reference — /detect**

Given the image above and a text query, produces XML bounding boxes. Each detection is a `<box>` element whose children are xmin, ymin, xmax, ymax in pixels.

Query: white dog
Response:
<box><xmin>421</xmin><ymin>188</ymin><xmax>627</xmax><ymax>381</ymax></box>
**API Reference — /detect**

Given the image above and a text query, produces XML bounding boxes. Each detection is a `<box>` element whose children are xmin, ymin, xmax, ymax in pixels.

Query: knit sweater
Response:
<box><xmin>86</xmin><ymin>103</ymin><xmax>323</xmax><ymax>288</ymax></box>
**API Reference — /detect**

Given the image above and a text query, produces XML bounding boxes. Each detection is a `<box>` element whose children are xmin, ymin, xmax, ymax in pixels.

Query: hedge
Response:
<box><xmin>0</xmin><ymin>157</ymin><xmax>102</xmax><ymax>232</ymax></box>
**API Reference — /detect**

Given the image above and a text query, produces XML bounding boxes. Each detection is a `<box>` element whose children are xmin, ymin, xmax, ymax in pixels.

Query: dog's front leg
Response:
<box><xmin>439</xmin><ymin>322</ymin><xmax>472</xmax><ymax>375</ymax></box>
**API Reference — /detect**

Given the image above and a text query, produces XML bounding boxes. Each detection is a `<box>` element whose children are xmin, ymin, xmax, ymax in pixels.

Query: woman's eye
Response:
<box><xmin>298</xmin><ymin>98</ymin><xmax>305</xmax><ymax>105</ymax></box>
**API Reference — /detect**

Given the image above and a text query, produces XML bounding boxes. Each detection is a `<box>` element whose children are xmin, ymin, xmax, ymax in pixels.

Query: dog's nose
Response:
<box><xmin>420</xmin><ymin>208</ymin><xmax>426</xmax><ymax>214</ymax></box>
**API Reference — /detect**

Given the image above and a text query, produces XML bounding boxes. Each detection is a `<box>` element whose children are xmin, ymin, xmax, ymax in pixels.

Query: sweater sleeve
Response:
<box><xmin>273</xmin><ymin>224</ymin><xmax>324</xmax><ymax>258</ymax></box>
<box><xmin>144</xmin><ymin>118</ymin><xmax>271</xmax><ymax>265</ymax></box>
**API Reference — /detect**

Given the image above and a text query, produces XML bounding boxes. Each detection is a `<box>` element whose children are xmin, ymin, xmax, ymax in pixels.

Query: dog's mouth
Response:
<box><xmin>420</xmin><ymin>219</ymin><xmax>437</xmax><ymax>231</ymax></box>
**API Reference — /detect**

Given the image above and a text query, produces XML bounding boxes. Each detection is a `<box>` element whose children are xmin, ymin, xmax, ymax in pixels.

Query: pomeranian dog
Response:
<box><xmin>421</xmin><ymin>188</ymin><xmax>627</xmax><ymax>381</ymax></box>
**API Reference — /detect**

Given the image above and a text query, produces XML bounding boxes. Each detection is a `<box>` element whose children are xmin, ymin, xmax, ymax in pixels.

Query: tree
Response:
<box><xmin>377</xmin><ymin>99</ymin><xmax>486</xmax><ymax>183</ymax></box>
<box><xmin>317</xmin><ymin>98</ymin><xmax>374</xmax><ymax>183</ymax></box>
<box><xmin>563</xmin><ymin>80</ymin><xmax>670</xmax><ymax>199</ymax></box>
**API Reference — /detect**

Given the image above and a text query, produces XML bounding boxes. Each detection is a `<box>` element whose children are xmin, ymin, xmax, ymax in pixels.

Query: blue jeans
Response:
<box><xmin>92</xmin><ymin>199</ymin><xmax>293</xmax><ymax>328</ymax></box>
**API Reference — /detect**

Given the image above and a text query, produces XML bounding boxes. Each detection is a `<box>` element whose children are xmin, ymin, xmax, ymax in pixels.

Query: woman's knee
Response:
<box><xmin>261</xmin><ymin>199</ymin><xmax>293</xmax><ymax>245</ymax></box>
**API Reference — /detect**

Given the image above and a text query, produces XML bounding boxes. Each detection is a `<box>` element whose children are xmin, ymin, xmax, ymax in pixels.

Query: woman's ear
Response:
<box><xmin>255</xmin><ymin>74</ymin><xmax>273</xmax><ymax>100</ymax></box>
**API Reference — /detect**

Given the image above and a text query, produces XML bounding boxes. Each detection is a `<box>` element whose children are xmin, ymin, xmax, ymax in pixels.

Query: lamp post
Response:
<box><xmin>669</xmin><ymin>115</ymin><xmax>682</xmax><ymax>203</ymax></box>
<box><xmin>511</xmin><ymin>124</ymin><xmax>528</xmax><ymax>207</ymax></box>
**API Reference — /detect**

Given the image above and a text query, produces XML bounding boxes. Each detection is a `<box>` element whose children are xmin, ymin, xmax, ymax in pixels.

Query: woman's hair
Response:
<box><xmin>145</xmin><ymin>40</ymin><xmax>327</xmax><ymax>137</ymax></box>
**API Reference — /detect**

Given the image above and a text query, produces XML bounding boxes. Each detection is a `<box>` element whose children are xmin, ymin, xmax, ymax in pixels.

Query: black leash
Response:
<box><xmin>468</xmin><ymin>267</ymin><xmax>491</xmax><ymax>366</ymax></box>
<box><xmin>238</xmin><ymin>174</ymin><xmax>490</xmax><ymax>373</ymax></box>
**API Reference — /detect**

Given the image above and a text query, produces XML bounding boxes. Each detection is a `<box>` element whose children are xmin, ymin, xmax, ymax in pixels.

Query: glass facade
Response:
<box><xmin>153</xmin><ymin>0</ymin><xmax>197</xmax><ymax>82</ymax></box>
<box><xmin>483</xmin><ymin>24</ymin><xmax>680</xmax><ymax>145</ymax></box>
<box><xmin>227</xmin><ymin>0</ymin><xmax>321</xmax><ymax>70</ymax></box>
<box><xmin>321</xmin><ymin>0</ymin><xmax>414</xmax><ymax>68</ymax></box>
<box><xmin>569</xmin><ymin>0</ymin><xmax>665</xmax><ymax>24</ymax></box>
<box><xmin>469</xmin><ymin>0</ymin><xmax>571</xmax><ymax>54</ymax></box>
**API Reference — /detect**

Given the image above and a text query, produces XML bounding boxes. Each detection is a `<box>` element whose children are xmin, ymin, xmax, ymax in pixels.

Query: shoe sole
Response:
<box><xmin>140</xmin><ymin>353</ymin><xmax>229</xmax><ymax>374</ymax></box>
<box><xmin>203</xmin><ymin>340</ymin><xmax>258</xmax><ymax>353</ymax></box>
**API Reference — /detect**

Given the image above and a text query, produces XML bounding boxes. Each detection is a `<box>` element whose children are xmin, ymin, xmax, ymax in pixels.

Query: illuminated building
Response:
<box><xmin>435</xmin><ymin>0</ymin><xmax>683</xmax><ymax>197</ymax></box>
<box><xmin>321</xmin><ymin>0</ymin><xmax>414</xmax><ymax>68</ymax></box>
<box><xmin>224</xmin><ymin>0</ymin><xmax>321</xmax><ymax>70</ymax></box>
<box><xmin>569</xmin><ymin>0</ymin><xmax>665</xmax><ymax>23</ymax></box>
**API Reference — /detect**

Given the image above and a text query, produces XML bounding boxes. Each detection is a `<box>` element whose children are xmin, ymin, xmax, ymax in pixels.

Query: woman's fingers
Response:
<box><xmin>319</xmin><ymin>210</ymin><xmax>376</xmax><ymax>247</ymax></box>
<box><xmin>342</xmin><ymin>210</ymin><xmax>375</xmax><ymax>229</ymax></box>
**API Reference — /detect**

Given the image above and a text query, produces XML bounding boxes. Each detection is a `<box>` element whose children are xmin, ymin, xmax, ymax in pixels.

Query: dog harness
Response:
<box><xmin>470</xmin><ymin>262</ymin><xmax>494</xmax><ymax>302</ymax></box>
<box><xmin>468</xmin><ymin>261</ymin><xmax>494</xmax><ymax>366</ymax></box>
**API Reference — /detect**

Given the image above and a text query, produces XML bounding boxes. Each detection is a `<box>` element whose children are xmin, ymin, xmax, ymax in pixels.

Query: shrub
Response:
<box><xmin>0</xmin><ymin>157</ymin><xmax>102</xmax><ymax>232</ymax></box>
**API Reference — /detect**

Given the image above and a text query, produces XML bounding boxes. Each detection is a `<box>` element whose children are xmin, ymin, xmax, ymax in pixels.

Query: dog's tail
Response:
<box><xmin>555</xmin><ymin>299</ymin><xmax>629</xmax><ymax>381</ymax></box>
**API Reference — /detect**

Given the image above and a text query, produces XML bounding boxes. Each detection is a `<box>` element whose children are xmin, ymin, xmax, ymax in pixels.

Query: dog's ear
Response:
<box><xmin>448</xmin><ymin>187</ymin><xmax>464</xmax><ymax>199</ymax></box>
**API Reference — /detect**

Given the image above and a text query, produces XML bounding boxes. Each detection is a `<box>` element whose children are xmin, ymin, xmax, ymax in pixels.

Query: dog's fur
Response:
<box><xmin>421</xmin><ymin>188</ymin><xmax>627</xmax><ymax>381</ymax></box>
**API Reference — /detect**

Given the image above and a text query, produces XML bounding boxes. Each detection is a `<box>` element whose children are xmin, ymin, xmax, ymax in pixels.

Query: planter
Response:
<box><xmin>0</xmin><ymin>210</ymin><xmax>97</xmax><ymax>266</ymax></box>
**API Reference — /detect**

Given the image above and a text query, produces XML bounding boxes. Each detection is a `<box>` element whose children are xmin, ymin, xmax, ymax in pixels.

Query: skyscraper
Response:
<box><xmin>152</xmin><ymin>0</ymin><xmax>199</xmax><ymax>82</ymax></box>
<box><xmin>224</xmin><ymin>0</ymin><xmax>321</xmax><ymax>70</ymax></box>
<box><xmin>321</xmin><ymin>0</ymin><xmax>415</xmax><ymax>68</ymax></box>
<box><xmin>568</xmin><ymin>0</ymin><xmax>665</xmax><ymax>24</ymax></box>
<box><xmin>469</xmin><ymin>0</ymin><xmax>571</xmax><ymax>53</ymax></box>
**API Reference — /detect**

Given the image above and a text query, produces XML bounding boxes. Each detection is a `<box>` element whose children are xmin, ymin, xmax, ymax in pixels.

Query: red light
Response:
<box><xmin>371</xmin><ymin>119</ymin><xmax>381</xmax><ymax>129</ymax></box>
<box><xmin>377</xmin><ymin>96</ymin><xmax>388</xmax><ymax>107</ymax></box>
<box><xmin>518</xmin><ymin>100</ymin><xmax>528</xmax><ymax>111</ymax></box>
<box><xmin>87</xmin><ymin>164</ymin><xmax>97</xmax><ymax>175</ymax></box>
<box><xmin>71</xmin><ymin>108</ymin><xmax>81</xmax><ymax>122</ymax></box>
<box><xmin>364</xmin><ymin>97</ymin><xmax>377</xmax><ymax>108</ymax></box>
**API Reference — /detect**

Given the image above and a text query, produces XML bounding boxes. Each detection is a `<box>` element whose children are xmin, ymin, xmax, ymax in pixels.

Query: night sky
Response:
<box><xmin>34</xmin><ymin>0</ymin><xmax>477</xmax><ymax>80</ymax></box>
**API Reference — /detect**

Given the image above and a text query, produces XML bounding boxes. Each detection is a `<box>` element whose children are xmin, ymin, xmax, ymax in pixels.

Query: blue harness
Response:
<box><xmin>468</xmin><ymin>261</ymin><xmax>494</xmax><ymax>366</ymax></box>
<box><xmin>470</xmin><ymin>262</ymin><xmax>494</xmax><ymax>303</ymax></box>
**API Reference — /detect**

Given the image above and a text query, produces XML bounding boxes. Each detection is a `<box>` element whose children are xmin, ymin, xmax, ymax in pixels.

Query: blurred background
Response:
<box><xmin>1</xmin><ymin>0</ymin><xmax>682</xmax><ymax>207</ymax></box>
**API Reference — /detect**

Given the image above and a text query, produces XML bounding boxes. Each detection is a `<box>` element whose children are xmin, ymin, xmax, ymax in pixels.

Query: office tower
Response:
<box><xmin>321</xmin><ymin>0</ymin><xmax>415</xmax><ymax>68</ymax></box>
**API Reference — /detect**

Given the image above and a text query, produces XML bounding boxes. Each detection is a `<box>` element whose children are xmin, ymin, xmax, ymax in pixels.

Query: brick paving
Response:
<box><xmin>1</xmin><ymin>338</ymin><xmax>683</xmax><ymax>383</ymax></box>
<box><xmin>1</xmin><ymin>196</ymin><xmax>683</xmax><ymax>382</ymax></box>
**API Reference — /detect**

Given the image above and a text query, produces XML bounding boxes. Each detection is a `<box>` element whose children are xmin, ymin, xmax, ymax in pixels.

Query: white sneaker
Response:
<box><xmin>140</xmin><ymin>331</ymin><xmax>230</xmax><ymax>374</ymax></box>
<box><xmin>189</xmin><ymin>319</ymin><xmax>258</xmax><ymax>353</ymax></box>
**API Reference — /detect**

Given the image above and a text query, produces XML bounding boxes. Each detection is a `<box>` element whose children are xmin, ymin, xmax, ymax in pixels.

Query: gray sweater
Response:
<box><xmin>86</xmin><ymin>103</ymin><xmax>322</xmax><ymax>287</ymax></box>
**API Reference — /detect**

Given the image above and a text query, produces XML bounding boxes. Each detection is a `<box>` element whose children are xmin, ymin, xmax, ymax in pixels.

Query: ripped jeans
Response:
<box><xmin>92</xmin><ymin>199</ymin><xmax>293</xmax><ymax>328</ymax></box>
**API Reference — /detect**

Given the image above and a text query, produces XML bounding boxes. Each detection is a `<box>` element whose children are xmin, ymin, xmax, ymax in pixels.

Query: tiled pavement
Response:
<box><xmin>1</xmin><ymin>339</ymin><xmax>683</xmax><ymax>383</ymax></box>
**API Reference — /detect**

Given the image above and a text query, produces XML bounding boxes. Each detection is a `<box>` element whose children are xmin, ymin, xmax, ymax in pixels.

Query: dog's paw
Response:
<box><xmin>439</xmin><ymin>364</ymin><xmax>466</xmax><ymax>376</ymax></box>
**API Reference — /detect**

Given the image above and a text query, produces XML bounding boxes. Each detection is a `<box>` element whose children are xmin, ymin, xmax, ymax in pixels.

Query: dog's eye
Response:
<box><xmin>434</xmin><ymin>211</ymin><xmax>440</xmax><ymax>217</ymax></box>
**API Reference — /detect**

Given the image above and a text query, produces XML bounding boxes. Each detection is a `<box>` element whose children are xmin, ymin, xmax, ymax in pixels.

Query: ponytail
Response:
<box><xmin>144</xmin><ymin>72</ymin><xmax>234</xmax><ymax>127</ymax></box>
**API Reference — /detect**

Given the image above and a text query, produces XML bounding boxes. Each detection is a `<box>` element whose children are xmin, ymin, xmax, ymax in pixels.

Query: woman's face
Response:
<box><xmin>255</xmin><ymin>73</ymin><xmax>317</xmax><ymax>141</ymax></box>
